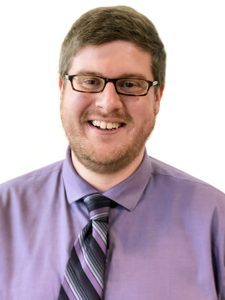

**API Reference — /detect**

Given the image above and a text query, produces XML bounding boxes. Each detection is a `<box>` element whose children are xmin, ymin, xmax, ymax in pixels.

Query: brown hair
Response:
<box><xmin>59</xmin><ymin>6</ymin><xmax>166</xmax><ymax>86</ymax></box>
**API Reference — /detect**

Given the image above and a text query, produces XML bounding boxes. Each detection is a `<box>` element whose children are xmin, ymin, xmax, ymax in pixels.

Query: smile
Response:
<box><xmin>90</xmin><ymin>120</ymin><xmax>124</xmax><ymax>130</ymax></box>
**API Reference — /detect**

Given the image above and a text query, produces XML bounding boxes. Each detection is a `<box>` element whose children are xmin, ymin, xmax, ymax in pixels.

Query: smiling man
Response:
<box><xmin>60</xmin><ymin>40</ymin><xmax>162</xmax><ymax>191</ymax></box>
<box><xmin>1</xmin><ymin>6</ymin><xmax>225</xmax><ymax>300</ymax></box>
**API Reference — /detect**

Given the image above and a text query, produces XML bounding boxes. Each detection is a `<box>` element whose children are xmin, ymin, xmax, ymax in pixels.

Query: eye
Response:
<box><xmin>120</xmin><ymin>80</ymin><xmax>138</xmax><ymax>88</ymax></box>
<box><xmin>117</xmin><ymin>79</ymin><xmax>146</xmax><ymax>92</ymax></box>
<box><xmin>79</xmin><ymin>76</ymin><xmax>101</xmax><ymax>87</ymax></box>
<box><xmin>75</xmin><ymin>76</ymin><xmax>103</xmax><ymax>91</ymax></box>
<box><xmin>82</xmin><ymin>77</ymin><xmax>100</xmax><ymax>86</ymax></box>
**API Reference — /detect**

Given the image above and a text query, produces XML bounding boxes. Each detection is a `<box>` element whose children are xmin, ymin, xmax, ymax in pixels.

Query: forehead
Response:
<box><xmin>69</xmin><ymin>40</ymin><xmax>153</xmax><ymax>78</ymax></box>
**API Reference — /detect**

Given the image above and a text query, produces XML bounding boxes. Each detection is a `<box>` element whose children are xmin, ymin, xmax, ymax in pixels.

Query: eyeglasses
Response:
<box><xmin>64</xmin><ymin>74</ymin><xmax>158</xmax><ymax>96</ymax></box>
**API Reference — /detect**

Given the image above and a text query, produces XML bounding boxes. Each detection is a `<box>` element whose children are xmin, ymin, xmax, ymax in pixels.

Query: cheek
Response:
<box><xmin>128</xmin><ymin>102</ymin><xmax>154</xmax><ymax>123</ymax></box>
<box><xmin>61</xmin><ymin>92</ymin><xmax>91</xmax><ymax>120</ymax></box>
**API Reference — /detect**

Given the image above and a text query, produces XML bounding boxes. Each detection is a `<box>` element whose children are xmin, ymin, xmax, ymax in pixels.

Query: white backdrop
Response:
<box><xmin>0</xmin><ymin>0</ymin><xmax>224</xmax><ymax>192</ymax></box>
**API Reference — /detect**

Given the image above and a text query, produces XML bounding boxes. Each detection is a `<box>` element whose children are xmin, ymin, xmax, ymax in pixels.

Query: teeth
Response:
<box><xmin>91</xmin><ymin>120</ymin><xmax>121</xmax><ymax>130</ymax></box>
<box><xmin>100</xmin><ymin>121</ymin><xmax>107</xmax><ymax>129</ymax></box>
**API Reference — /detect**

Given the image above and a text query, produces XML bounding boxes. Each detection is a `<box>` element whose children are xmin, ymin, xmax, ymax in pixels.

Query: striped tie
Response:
<box><xmin>58</xmin><ymin>193</ymin><xmax>114</xmax><ymax>300</ymax></box>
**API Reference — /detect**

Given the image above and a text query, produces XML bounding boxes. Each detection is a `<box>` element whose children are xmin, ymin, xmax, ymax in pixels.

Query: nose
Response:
<box><xmin>95</xmin><ymin>82</ymin><xmax>123</xmax><ymax>112</ymax></box>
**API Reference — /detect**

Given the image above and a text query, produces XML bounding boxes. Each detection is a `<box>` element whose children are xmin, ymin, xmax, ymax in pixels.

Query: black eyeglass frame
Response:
<box><xmin>64</xmin><ymin>74</ymin><xmax>158</xmax><ymax>96</ymax></box>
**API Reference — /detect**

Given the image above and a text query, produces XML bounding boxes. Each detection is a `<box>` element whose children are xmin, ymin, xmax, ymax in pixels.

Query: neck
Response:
<box><xmin>71</xmin><ymin>150</ymin><xmax>145</xmax><ymax>192</ymax></box>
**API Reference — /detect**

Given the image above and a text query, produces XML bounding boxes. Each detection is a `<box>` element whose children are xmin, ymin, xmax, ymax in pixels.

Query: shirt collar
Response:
<box><xmin>62</xmin><ymin>147</ymin><xmax>153</xmax><ymax>211</ymax></box>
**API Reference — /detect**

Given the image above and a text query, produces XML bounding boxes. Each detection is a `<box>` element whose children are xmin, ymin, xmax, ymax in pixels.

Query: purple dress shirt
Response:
<box><xmin>0</xmin><ymin>149</ymin><xmax>225</xmax><ymax>299</ymax></box>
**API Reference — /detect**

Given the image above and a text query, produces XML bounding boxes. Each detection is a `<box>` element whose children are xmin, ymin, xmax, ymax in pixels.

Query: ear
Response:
<box><xmin>154</xmin><ymin>84</ymin><xmax>164</xmax><ymax>115</ymax></box>
<box><xmin>59</xmin><ymin>77</ymin><xmax>64</xmax><ymax>91</ymax></box>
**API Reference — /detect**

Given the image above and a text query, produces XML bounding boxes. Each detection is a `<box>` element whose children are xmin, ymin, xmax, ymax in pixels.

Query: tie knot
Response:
<box><xmin>84</xmin><ymin>193</ymin><xmax>115</xmax><ymax>221</ymax></box>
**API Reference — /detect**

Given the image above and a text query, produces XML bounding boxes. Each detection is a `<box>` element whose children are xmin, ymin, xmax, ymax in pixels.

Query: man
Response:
<box><xmin>0</xmin><ymin>5</ymin><xmax>225</xmax><ymax>300</ymax></box>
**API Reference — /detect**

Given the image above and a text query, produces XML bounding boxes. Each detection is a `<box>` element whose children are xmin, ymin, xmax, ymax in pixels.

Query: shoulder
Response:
<box><xmin>148</xmin><ymin>156</ymin><xmax>225</xmax><ymax>203</ymax></box>
<box><xmin>0</xmin><ymin>160</ymin><xmax>64</xmax><ymax>202</ymax></box>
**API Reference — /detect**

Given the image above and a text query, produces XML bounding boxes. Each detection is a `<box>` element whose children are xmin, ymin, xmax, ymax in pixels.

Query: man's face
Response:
<box><xmin>60</xmin><ymin>40</ymin><xmax>163</xmax><ymax>174</ymax></box>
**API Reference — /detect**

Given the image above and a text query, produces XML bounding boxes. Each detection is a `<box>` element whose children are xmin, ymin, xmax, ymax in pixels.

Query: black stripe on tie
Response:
<box><xmin>85</xmin><ymin>234</ymin><xmax>105</xmax><ymax>277</ymax></box>
<box><xmin>58</xmin><ymin>287</ymin><xmax>69</xmax><ymax>300</ymax></box>
<box><xmin>69</xmin><ymin>247</ymin><xmax>101</xmax><ymax>300</ymax></box>
<box><xmin>85</xmin><ymin>194</ymin><xmax>116</xmax><ymax>211</ymax></box>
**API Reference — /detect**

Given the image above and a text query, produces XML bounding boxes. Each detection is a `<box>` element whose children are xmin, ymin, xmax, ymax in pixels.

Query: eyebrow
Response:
<box><xmin>74</xmin><ymin>70</ymin><xmax>148</xmax><ymax>80</ymax></box>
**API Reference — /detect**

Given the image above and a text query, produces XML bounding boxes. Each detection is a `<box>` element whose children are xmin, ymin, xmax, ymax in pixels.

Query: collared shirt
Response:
<box><xmin>1</xmin><ymin>149</ymin><xmax>225</xmax><ymax>300</ymax></box>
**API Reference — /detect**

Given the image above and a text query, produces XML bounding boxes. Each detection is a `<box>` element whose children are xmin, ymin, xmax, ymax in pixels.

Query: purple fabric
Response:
<box><xmin>62</xmin><ymin>278</ymin><xmax>77</xmax><ymax>300</ymax></box>
<box><xmin>1</xmin><ymin>148</ymin><xmax>225</xmax><ymax>299</ymax></box>
<box><xmin>92</xmin><ymin>222</ymin><xmax>107</xmax><ymax>252</ymax></box>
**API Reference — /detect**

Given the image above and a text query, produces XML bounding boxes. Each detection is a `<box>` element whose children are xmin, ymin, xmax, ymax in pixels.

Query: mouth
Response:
<box><xmin>88</xmin><ymin>120</ymin><xmax>125</xmax><ymax>130</ymax></box>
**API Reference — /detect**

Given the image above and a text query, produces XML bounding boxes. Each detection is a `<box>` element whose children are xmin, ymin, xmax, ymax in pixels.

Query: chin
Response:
<box><xmin>75</xmin><ymin>147</ymin><xmax>142</xmax><ymax>174</ymax></box>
